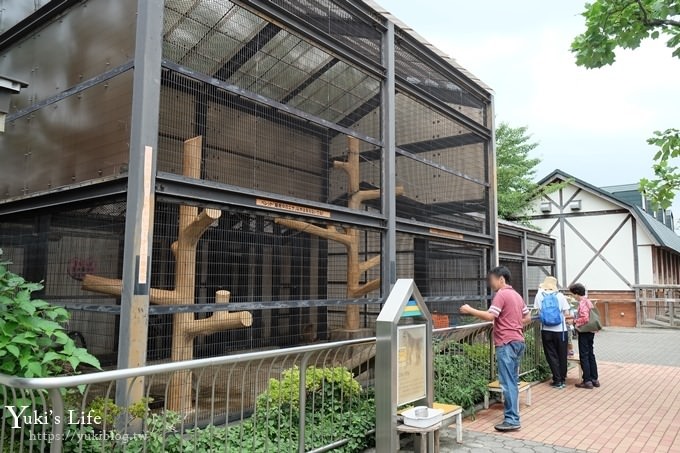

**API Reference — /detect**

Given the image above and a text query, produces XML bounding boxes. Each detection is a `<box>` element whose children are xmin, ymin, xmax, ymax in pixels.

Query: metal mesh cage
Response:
<box><xmin>268</xmin><ymin>0</ymin><xmax>383</xmax><ymax>64</ymax></box>
<box><xmin>0</xmin><ymin>199</ymin><xmax>127</xmax><ymax>363</ymax></box>
<box><xmin>158</xmin><ymin>70</ymin><xmax>383</xmax><ymax>208</ymax></box>
<box><xmin>394</xmin><ymin>92</ymin><xmax>488</xmax><ymax>232</ymax></box>
<box><xmin>394</xmin><ymin>37</ymin><xmax>486</xmax><ymax>125</ymax></box>
<box><xmin>0</xmin><ymin>0</ymin><xmax>516</xmax><ymax>377</ymax></box>
<box><xmin>162</xmin><ymin>1</ymin><xmax>381</xmax><ymax>138</ymax></box>
<box><xmin>527</xmin><ymin>237</ymin><xmax>554</xmax><ymax>260</ymax></box>
<box><xmin>396</xmin><ymin>233</ymin><xmax>489</xmax><ymax>327</ymax></box>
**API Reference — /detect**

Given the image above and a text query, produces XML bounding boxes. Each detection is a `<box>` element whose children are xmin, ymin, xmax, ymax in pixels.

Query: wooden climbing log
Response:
<box><xmin>276</xmin><ymin>136</ymin><xmax>404</xmax><ymax>331</ymax></box>
<box><xmin>183</xmin><ymin>291</ymin><xmax>253</xmax><ymax>337</ymax></box>
<box><xmin>83</xmin><ymin>136</ymin><xmax>251</xmax><ymax>414</ymax></box>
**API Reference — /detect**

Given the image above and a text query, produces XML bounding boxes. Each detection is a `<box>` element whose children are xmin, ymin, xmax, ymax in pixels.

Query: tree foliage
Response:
<box><xmin>496</xmin><ymin>123</ymin><xmax>542</xmax><ymax>220</ymax></box>
<box><xmin>571</xmin><ymin>0</ymin><xmax>680</xmax><ymax>68</ymax></box>
<box><xmin>571</xmin><ymin>0</ymin><xmax>680</xmax><ymax>208</ymax></box>
<box><xmin>640</xmin><ymin>128</ymin><xmax>680</xmax><ymax>209</ymax></box>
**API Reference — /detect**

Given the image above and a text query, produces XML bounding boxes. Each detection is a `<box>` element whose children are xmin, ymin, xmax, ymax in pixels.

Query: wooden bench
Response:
<box><xmin>433</xmin><ymin>402</ymin><xmax>463</xmax><ymax>445</ymax></box>
<box><xmin>484</xmin><ymin>380</ymin><xmax>532</xmax><ymax>409</ymax></box>
<box><xmin>397</xmin><ymin>402</ymin><xmax>464</xmax><ymax>451</ymax></box>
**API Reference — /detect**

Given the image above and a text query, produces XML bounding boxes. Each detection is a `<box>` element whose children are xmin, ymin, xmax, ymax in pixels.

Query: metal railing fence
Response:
<box><xmin>0</xmin><ymin>321</ymin><xmax>545</xmax><ymax>453</ymax></box>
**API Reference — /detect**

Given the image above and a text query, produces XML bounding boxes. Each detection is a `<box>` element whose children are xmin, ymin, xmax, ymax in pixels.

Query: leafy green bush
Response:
<box><xmin>434</xmin><ymin>329</ymin><xmax>552</xmax><ymax>414</ymax></box>
<box><xmin>59</xmin><ymin>366</ymin><xmax>374</xmax><ymax>453</ymax></box>
<box><xmin>434</xmin><ymin>342</ymin><xmax>490</xmax><ymax>412</ymax></box>
<box><xmin>0</xmin><ymin>259</ymin><xmax>100</xmax><ymax>377</ymax></box>
<box><xmin>244</xmin><ymin>366</ymin><xmax>374</xmax><ymax>453</ymax></box>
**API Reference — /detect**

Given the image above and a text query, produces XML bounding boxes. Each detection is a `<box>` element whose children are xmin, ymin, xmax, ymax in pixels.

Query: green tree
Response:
<box><xmin>571</xmin><ymin>0</ymin><xmax>680</xmax><ymax>208</ymax></box>
<box><xmin>496</xmin><ymin>122</ymin><xmax>542</xmax><ymax>220</ymax></box>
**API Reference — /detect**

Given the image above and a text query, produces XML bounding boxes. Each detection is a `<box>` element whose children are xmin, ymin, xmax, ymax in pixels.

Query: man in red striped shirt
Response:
<box><xmin>461</xmin><ymin>266</ymin><xmax>531</xmax><ymax>432</ymax></box>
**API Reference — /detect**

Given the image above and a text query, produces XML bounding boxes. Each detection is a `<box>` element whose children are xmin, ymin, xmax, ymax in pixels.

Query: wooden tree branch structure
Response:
<box><xmin>82</xmin><ymin>136</ymin><xmax>252</xmax><ymax>413</ymax></box>
<box><xmin>275</xmin><ymin>136</ymin><xmax>404</xmax><ymax>330</ymax></box>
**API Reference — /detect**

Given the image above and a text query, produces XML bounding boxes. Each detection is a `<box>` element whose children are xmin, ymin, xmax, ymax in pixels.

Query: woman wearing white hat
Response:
<box><xmin>534</xmin><ymin>276</ymin><xmax>571</xmax><ymax>389</ymax></box>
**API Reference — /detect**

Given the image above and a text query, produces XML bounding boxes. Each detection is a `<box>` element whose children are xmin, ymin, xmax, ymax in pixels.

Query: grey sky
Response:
<box><xmin>378</xmin><ymin>0</ymin><xmax>680</xmax><ymax>214</ymax></box>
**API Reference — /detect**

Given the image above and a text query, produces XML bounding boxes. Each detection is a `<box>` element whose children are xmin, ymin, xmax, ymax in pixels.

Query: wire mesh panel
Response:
<box><xmin>159</xmin><ymin>72</ymin><xmax>328</xmax><ymax>202</ymax></box>
<box><xmin>158</xmin><ymin>70</ymin><xmax>383</xmax><ymax>210</ymax></box>
<box><xmin>162</xmin><ymin>1</ymin><xmax>382</xmax><ymax>138</ymax></box>
<box><xmin>394</xmin><ymin>36</ymin><xmax>486</xmax><ymax>125</ymax></box>
<box><xmin>500</xmin><ymin>259</ymin><xmax>524</xmax><ymax>303</ymax></box>
<box><xmin>394</xmin><ymin>92</ymin><xmax>488</xmax><ymax>232</ymax></box>
<box><xmin>527</xmin><ymin>236</ymin><xmax>554</xmax><ymax>260</ymax></box>
<box><xmin>396</xmin><ymin>233</ymin><xmax>489</xmax><ymax>327</ymax></box>
<box><xmin>147</xmin><ymin>200</ymin><xmax>342</xmax><ymax>359</ymax></box>
<box><xmin>414</xmin><ymin>240</ymin><xmax>486</xmax><ymax>299</ymax></box>
<box><xmin>0</xmin><ymin>200</ymin><xmax>127</xmax><ymax>364</ymax></box>
<box><xmin>527</xmin><ymin>264</ymin><xmax>553</xmax><ymax>295</ymax></box>
<box><xmin>267</xmin><ymin>0</ymin><xmax>384</xmax><ymax>66</ymax></box>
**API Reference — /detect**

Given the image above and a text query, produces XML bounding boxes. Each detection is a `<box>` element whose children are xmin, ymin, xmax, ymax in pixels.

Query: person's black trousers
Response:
<box><xmin>541</xmin><ymin>330</ymin><xmax>568</xmax><ymax>384</ymax></box>
<box><xmin>578</xmin><ymin>332</ymin><xmax>599</xmax><ymax>383</ymax></box>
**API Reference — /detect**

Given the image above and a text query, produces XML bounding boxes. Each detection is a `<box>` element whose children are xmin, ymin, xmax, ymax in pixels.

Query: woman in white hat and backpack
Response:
<box><xmin>534</xmin><ymin>276</ymin><xmax>571</xmax><ymax>389</ymax></box>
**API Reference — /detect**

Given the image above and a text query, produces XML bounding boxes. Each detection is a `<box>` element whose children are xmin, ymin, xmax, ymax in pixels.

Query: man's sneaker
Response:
<box><xmin>592</xmin><ymin>380</ymin><xmax>601</xmax><ymax>388</ymax></box>
<box><xmin>550</xmin><ymin>381</ymin><xmax>561</xmax><ymax>388</ymax></box>
<box><xmin>557</xmin><ymin>382</ymin><xmax>566</xmax><ymax>389</ymax></box>
<box><xmin>495</xmin><ymin>422</ymin><xmax>521</xmax><ymax>432</ymax></box>
<box><xmin>575</xmin><ymin>381</ymin><xmax>594</xmax><ymax>389</ymax></box>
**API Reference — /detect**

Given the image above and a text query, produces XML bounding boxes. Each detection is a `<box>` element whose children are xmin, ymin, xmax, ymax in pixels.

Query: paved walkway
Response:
<box><xmin>385</xmin><ymin>328</ymin><xmax>680</xmax><ymax>453</ymax></box>
<box><xmin>365</xmin><ymin>429</ymin><xmax>587</xmax><ymax>453</ymax></box>
<box><xmin>595</xmin><ymin>327</ymin><xmax>680</xmax><ymax>366</ymax></box>
<box><xmin>436</xmin><ymin>429</ymin><xmax>587</xmax><ymax>453</ymax></box>
<box><xmin>464</xmin><ymin>328</ymin><xmax>680</xmax><ymax>453</ymax></box>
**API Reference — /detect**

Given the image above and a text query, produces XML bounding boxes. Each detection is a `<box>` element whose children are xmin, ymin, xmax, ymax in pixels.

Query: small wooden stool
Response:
<box><xmin>397</xmin><ymin>421</ymin><xmax>441</xmax><ymax>453</ymax></box>
<box><xmin>484</xmin><ymin>380</ymin><xmax>532</xmax><ymax>409</ymax></box>
<box><xmin>433</xmin><ymin>402</ymin><xmax>463</xmax><ymax>445</ymax></box>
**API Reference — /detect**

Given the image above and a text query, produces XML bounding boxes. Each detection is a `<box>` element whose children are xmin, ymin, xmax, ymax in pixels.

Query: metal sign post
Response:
<box><xmin>375</xmin><ymin>279</ymin><xmax>433</xmax><ymax>452</ymax></box>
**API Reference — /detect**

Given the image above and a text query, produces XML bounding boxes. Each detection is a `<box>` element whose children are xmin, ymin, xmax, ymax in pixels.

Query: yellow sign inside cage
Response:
<box><xmin>256</xmin><ymin>199</ymin><xmax>331</xmax><ymax>218</ymax></box>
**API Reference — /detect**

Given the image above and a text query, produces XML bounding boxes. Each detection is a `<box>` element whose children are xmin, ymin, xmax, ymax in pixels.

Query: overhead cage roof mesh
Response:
<box><xmin>162</xmin><ymin>0</ymin><xmax>382</xmax><ymax>129</ymax></box>
<box><xmin>161</xmin><ymin>0</ymin><xmax>492</xmax><ymax>136</ymax></box>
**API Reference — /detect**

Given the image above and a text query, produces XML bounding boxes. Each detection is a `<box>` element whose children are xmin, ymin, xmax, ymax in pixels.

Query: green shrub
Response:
<box><xmin>0</xmin><ymin>258</ymin><xmax>100</xmax><ymax>378</ymax></box>
<box><xmin>0</xmin><ymin>257</ymin><xmax>102</xmax><ymax>450</ymax></box>
<box><xmin>58</xmin><ymin>366</ymin><xmax>374</xmax><ymax>453</ymax></box>
<box><xmin>247</xmin><ymin>366</ymin><xmax>374</xmax><ymax>453</ymax></box>
<box><xmin>434</xmin><ymin>342</ymin><xmax>490</xmax><ymax>413</ymax></box>
<box><xmin>434</xmin><ymin>329</ymin><xmax>552</xmax><ymax>414</ymax></box>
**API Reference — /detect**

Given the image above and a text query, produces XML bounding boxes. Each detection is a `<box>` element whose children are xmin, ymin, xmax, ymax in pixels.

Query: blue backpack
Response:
<box><xmin>540</xmin><ymin>292</ymin><xmax>562</xmax><ymax>326</ymax></box>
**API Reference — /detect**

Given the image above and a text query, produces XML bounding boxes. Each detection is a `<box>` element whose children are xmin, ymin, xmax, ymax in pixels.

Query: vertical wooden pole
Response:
<box><xmin>167</xmin><ymin>136</ymin><xmax>202</xmax><ymax>413</ymax></box>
